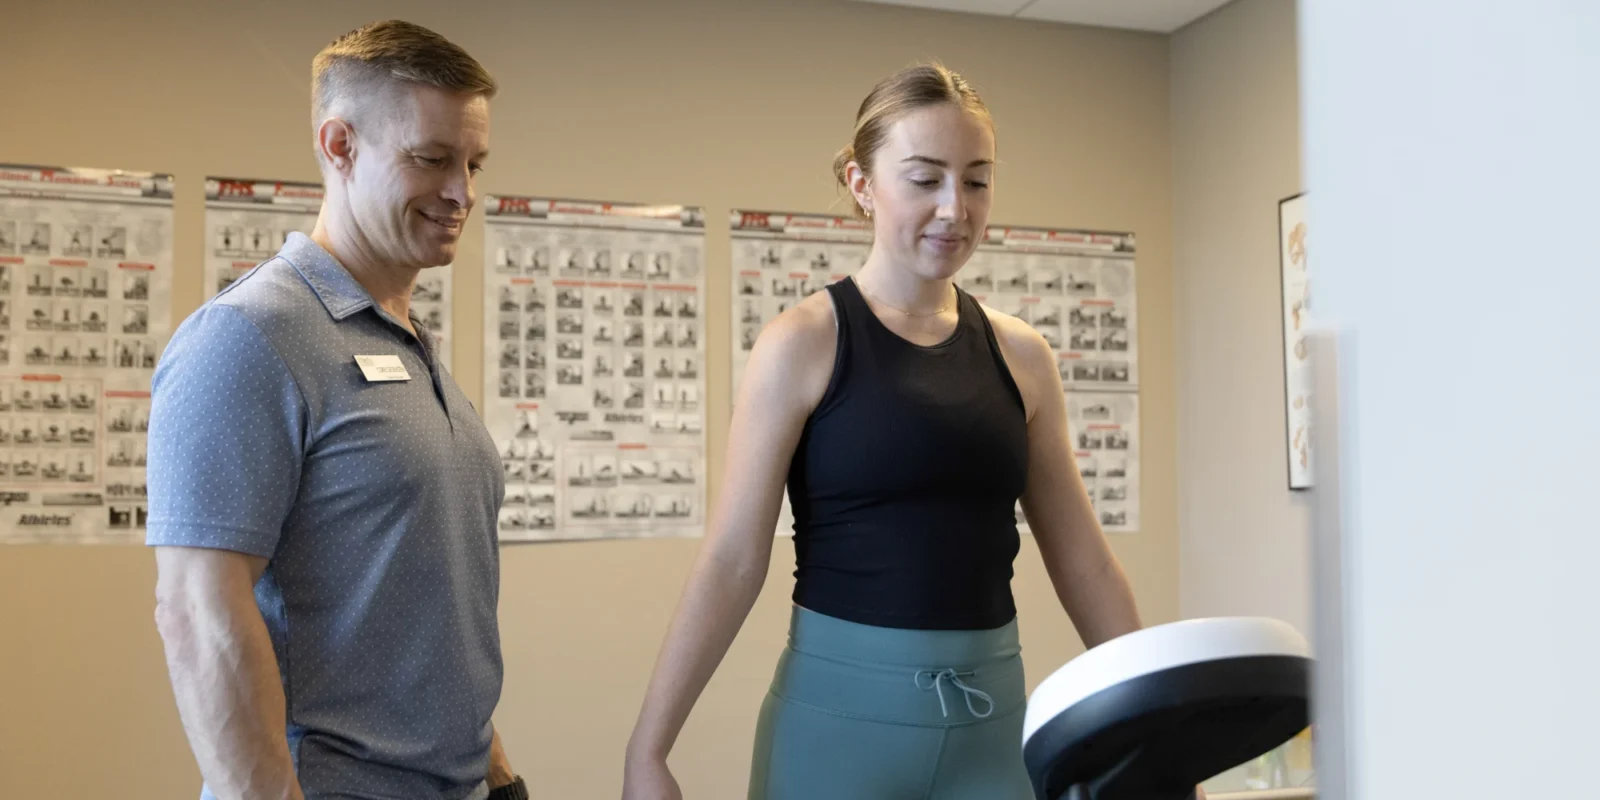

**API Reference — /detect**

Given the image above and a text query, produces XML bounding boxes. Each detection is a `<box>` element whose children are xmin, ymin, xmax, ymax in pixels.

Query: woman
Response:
<box><xmin>624</xmin><ymin>64</ymin><xmax>1150</xmax><ymax>799</ymax></box>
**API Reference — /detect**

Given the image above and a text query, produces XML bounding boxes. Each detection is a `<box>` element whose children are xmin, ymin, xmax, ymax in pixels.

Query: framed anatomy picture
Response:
<box><xmin>1279</xmin><ymin>192</ymin><xmax>1312</xmax><ymax>489</ymax></box>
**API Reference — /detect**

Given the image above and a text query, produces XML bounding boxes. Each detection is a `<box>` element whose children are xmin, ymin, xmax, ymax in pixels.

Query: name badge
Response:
<box><xmin>355</xmin><ymin>354</ymin><xmax>410</xmax><ymax>382</ymax></box>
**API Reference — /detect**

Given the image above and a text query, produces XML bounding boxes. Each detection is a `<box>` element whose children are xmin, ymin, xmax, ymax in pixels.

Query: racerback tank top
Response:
<box><xmin>787</xmin><ymin>276</ymin><xmax>1030</xmax><ymax>631</ymax></box>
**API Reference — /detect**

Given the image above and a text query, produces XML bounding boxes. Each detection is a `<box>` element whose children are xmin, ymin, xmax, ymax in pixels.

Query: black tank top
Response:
<box><xmin>787</xmin><ymin>277</ymin><xmax>1029</xmax><ymax>631</ymax></box>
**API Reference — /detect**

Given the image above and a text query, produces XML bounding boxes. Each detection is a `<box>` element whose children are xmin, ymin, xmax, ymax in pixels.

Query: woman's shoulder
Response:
<box><xmin>740</xmin><ymin>288</ymin><xmax>840</xmax><ymax>409</ymax></box>
<box><xmin>974</xmin><ymin>299</ymin><xmax>1054</xmax><ymax>372</ymax></box>
<box><xmin>760</xmin><ymin>288</ymin><xmax>838</xmax><ymax>355</ymax></box>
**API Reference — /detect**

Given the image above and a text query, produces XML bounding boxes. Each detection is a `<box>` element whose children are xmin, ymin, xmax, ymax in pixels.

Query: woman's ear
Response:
<box><xmin>845</xmin><ymin>162</ymin><xmax>873</xmax><ymax>218</ymax></box>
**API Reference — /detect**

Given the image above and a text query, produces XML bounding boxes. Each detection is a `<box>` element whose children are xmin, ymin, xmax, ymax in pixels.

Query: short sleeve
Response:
<box><xmin>145</xmin><ymin>303</ymin><xmax>306</xmax><ymax>558</ymax></box>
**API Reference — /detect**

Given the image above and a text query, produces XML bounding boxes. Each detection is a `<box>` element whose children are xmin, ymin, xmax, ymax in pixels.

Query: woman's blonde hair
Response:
<box><xmin>833</xmin><ymin>63</ymin><xmax>993</xmax><ymax>217</ymax></box>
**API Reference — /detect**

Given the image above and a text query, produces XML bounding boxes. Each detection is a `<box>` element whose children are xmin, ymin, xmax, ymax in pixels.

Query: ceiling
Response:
<box><xmin>846</xmin><ymin>0</ymin><xmax>1235</xmax><ymax>33</ymax></box>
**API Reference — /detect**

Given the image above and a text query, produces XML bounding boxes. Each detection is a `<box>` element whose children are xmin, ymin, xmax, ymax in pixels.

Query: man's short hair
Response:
<box><xmin>311</xmin><ymin>20</ymin><xmax>496</xmax><ymax>126</ymax></box>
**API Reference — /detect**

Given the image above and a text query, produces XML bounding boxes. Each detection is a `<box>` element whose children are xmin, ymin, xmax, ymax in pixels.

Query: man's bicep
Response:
<box><xmin>145</xmin><ymin>305</ymin><xmax>306</xmax><ymax>558</ymax></box>
<box><xmin>154</xmin><ymin>545</ymin><xmax>270</xmax><ymax>601</ymax></box>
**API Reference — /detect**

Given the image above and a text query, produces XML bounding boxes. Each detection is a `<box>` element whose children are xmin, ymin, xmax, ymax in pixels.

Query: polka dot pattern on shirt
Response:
<box><xmin>148</xmin><ymin>233</ymin><xmax>504</xmax><ymax>800</ymax></box>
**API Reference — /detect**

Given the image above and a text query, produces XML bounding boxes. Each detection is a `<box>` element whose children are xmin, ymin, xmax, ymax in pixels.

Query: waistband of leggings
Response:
<box><xmin>786</xmin><ymin>604</ymin><xmax>1021</xmax><ymax>668</ymax></box>
<box><xmin>771</xmin><ymin>606</ymin><xmax>1025</xmax><ymax>726</ymax></box>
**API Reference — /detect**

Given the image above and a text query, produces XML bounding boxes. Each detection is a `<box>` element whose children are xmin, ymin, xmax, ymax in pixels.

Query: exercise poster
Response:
<box><xmin>484</xmin><ymin>195</ymin><xmax>707</xmax><ymax>542</ymax></box>
<box><xmin>0</xmin><ymin>164</ymin><xmax>175</xmax><ymax>544</ymax></box>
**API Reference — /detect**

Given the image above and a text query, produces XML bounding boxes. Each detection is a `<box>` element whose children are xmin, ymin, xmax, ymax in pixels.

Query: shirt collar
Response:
<box><xmin>278</xmin><ymin>232</ymin><xmax>377</xmax><ymax>322</ymax></box>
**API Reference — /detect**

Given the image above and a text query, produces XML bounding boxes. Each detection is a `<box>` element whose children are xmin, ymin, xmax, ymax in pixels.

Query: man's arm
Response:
<box><xmin>154</xmin><ymin>546</ymin><xmax>303</xmax><ymax>800</ymax></box>
<box><xmin>145</xmin><ymin>302</ymin><xmax>310</xmax><ymax>796</ymax></box>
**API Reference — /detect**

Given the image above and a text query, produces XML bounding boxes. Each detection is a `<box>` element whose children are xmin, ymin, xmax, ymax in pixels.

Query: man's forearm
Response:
<box><xmin>155</xmin><ymin>551</ymin><xmax>303</xmax><ymax>799</ymax></box>
<box><xmin>487</xmin><ymin>724</ymin><xmax>516</xmax><ymax>788</ymax></box>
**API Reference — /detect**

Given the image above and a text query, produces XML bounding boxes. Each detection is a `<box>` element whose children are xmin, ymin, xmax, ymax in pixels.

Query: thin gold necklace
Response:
<box><xmin>854</xmin><ymin>276</ymin><xmax>955</xmax><ymax>318</ymax></box>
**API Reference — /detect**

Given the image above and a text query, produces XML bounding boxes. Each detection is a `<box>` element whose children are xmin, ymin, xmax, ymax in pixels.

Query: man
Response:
<box><xmin>148</xmin><ymin>20</ymin><xmax>527</xmax><ymax>800</ymax></box>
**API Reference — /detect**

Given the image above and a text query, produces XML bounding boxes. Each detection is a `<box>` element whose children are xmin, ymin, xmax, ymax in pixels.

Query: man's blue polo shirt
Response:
<box><xmin>147</xmin><ymin>233</ymin><xmax>505</xmax><ymax>800</ymax></box>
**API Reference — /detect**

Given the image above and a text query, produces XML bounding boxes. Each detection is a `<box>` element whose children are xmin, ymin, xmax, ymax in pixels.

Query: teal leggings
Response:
<box><xmin>748</xmin><ymin>606</ymin><xmax>1033</xmax><ymax>800</ymax></box>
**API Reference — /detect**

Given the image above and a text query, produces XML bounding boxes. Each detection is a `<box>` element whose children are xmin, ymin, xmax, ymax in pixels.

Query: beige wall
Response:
<box><xmin>1171</xmin><ymin>0</ymin><xmax>1311</xmax><ymax>635</ymax></box>
<box><xmin>0</xmin><ymin>0</ymin><xmax>1177</xmax><ymax>797</ymax></box>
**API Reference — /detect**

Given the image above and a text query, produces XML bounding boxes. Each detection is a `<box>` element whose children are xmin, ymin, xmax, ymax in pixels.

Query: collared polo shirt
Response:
<box><xmin>147</xmin><ymin>233</ymin><xmax>505</xmax><ymax>800</ymax></box>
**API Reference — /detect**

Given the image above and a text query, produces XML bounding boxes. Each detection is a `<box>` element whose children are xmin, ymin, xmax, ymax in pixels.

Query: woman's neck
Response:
<box><xmin>854</xmin><ymin>253</ymin><xmax>955</xmax><ymax>316</ymax></box>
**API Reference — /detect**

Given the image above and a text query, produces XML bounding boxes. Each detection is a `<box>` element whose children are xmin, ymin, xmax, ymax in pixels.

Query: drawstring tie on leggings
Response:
<box><xmin>914</xmin><ymin>668</ymin><xmax>995</xmax><ymax>719</ymax></box>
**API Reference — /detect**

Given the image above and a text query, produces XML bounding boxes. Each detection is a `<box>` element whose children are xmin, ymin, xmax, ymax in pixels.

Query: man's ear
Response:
<box><xmin>316</xmin><ymin>117</ymin><xmax>357</xmax><ymax>179</ymax></box>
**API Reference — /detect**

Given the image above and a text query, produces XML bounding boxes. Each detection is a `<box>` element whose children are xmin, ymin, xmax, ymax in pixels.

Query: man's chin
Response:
<box><xmin>411</xmin><ymin>240</ymin><xmax>457</xmax><ymax>268</ymax></box>
<box><xmin>427</xmin><ymin>247</ymin><xmax>456</xmax><ymax>267</ymax></box>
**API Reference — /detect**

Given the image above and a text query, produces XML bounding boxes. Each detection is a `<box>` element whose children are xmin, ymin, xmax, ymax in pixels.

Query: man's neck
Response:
<box><xmin>310</xmin><ymin>215</ymin><xmax>420</xmax><ymax>333</ymax></box>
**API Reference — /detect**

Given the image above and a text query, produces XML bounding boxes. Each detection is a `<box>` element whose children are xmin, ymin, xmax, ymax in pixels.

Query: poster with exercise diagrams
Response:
<box><xmin>205</xmin><ymin>177</ymin><xmax>453</xmax><ymax>368</ymax></box>
<box><xmin>1067</xmin><ymin>392</ymin><xmax>1141</xmax><ymax>532</ymax></box>
<box><xmin>729</xmin><ymin>211</ymin><xmax>872</xmax><ymax>536</ymax></box>
<box><xmin>0</xmin><ymin>164</ymin><xmax>175</xmax><ymax>543</ymax></box>
<box><xmin>484</xmin><ymin>195</ymin><xmax>707</xmax><ymax>541</ymax></box>
<box><xmin>963</xmin><ymin>227</ymin><xmax>1139</xmax><ymax>391</ymax></box>
<box><xmin>966</xmin><ymin>225</ymin><xmax>1141</xmax><ymax>532</ymax></box>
